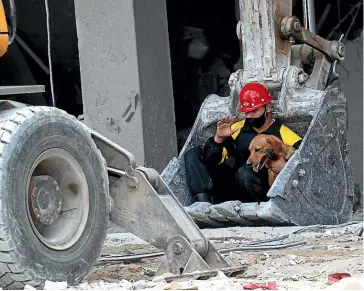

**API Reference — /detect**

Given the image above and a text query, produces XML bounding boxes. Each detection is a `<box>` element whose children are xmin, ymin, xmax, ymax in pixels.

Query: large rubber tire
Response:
<box><xmin>0</xmin><ymin>105</ymin><xmax>110</xmax><ymax>289</ymax></box>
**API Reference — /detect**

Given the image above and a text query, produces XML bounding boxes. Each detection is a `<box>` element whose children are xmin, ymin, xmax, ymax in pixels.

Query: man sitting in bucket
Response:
<box><xmin>184</xmin><ymin>82</ymin><xmax>302</xmax><ymax>204</ymax></box>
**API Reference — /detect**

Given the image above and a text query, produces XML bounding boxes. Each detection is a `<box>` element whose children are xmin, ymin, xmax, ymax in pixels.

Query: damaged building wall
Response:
<box><xmin>334</xmin><ymin>31</ymin><xmax>363</xmax><ymax>193</ymax></box>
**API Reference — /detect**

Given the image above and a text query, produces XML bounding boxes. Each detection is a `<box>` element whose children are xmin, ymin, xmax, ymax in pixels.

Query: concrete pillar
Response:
<box><xmin>335</xmin><ymin>32</ymin><xmax>363</xmax><ymax>192</ymax></box>
<box><xmin>74</xmin><ymin>0</ymin><xmax>177</xmax><ymax>172</ymax></box>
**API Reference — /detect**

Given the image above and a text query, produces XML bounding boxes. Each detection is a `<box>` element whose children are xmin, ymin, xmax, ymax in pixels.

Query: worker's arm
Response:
<box><xmin>203</xmin><ymin>136</ymin><xmax>236</xmax><ymax>166</ymax></box>
<box><xmin>280</xmin><ymin>125</ymin><xmax>302</xmax><ymax>150</ymax></box>
<box><xmin>202</xmin><ymin>118</ymin><xmax>243</xmax><ymax>166</ymax></box>
<box><xmin>292</xmin><ymin>139</ymin><xmax>302</xmax><ymax>149</ymax></box>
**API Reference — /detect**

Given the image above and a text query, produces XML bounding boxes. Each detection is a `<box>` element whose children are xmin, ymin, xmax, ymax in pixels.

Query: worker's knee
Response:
<box><xmin>234</xmin><ymin>164</ymin><xmax>252</xmax><ymax>188</ymax></box>
<box><xmin>184</xmin><ymin>147</ymin><xmax>203</xmax><ymax>165</ymax></box>
<box><xmin>235</xmin><ymin>164</ymin><xmax>270</xmax><ymax>201</ymax></box>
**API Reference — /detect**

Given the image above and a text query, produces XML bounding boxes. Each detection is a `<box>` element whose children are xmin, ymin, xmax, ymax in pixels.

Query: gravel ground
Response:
<box><xmin>25</xmin><ymin>219</ymin><xmax>363</xmax><ymax>290</ymax></box>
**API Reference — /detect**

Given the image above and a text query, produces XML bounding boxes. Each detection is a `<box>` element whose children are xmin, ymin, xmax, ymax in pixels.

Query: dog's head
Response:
<box><xmin>247</xmin><ymin>134</ymin><xmax>285</xmax><ymax>172</ymax></box>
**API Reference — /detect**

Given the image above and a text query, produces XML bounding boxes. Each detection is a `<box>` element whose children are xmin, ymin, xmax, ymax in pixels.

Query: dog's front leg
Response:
<box><xmin>268</xmin><ymin>169</ymin><xmax>277</xmax><ymax>186</ymax></box>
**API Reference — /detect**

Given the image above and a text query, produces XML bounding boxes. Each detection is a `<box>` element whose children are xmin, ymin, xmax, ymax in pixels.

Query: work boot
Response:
<box><xmin>194</xmin><ymin>192</ymin><xmax>213</xmax><ymax>203</ymax></box>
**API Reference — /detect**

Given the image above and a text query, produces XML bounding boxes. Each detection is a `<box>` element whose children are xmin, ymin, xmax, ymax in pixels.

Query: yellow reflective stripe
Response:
<box><xmin>218</xmin><ymin>147</ymin><xmax>228</xmax><ymax>164</ymax></box>
<box><xmin>231</xmin><ymin>119</ymin><xmax>245</xmax><ymax>140</ymax></box>
<box><xmin>280</xmin><ymin>125</ymin><xmax>302</xmax><ymax>146</ymax></box>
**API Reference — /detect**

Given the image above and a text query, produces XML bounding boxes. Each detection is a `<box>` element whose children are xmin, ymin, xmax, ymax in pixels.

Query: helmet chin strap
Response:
<box><xmin>265</xmin><ymin>105</ymin><xmax>275</xmax><ymax>124</ymax></box>
<box><xmin>259</xmin><ymin>106</ymin><xmax>267</xmax><ymax>119</ymax></box>
<box><xmin>265</xmin><ymin>103</ymin><xmax>272</xmax><ymax>113</ymax></box>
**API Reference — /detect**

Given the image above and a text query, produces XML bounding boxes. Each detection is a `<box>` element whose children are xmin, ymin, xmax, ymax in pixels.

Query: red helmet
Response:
<box><xmin>239</xmin><ymin>82</ymin><xmax>273</xmax><ymax>113</ymax></box>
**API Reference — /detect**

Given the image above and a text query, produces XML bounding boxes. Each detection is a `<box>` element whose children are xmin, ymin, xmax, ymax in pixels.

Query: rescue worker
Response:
<box><xmin>184</xmin><ymin>82</ymin><xmax>302</xmax><ymax>204</ymax></box>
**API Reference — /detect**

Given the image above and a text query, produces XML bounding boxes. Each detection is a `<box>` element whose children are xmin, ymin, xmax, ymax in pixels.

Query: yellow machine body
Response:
<box><xmin>0</xmin><ymin>0</ymin><xmax>8</xmax><ymax>57</ymax></box>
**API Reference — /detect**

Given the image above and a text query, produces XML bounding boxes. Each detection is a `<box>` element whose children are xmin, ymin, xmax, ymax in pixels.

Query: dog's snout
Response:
<box><xmin>246</xmin><ymin>159</ymin><xmax>252</xmax><ymax>165</ymax></box>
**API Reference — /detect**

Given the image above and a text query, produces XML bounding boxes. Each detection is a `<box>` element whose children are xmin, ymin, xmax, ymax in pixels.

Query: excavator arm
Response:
<box><xmin>91</xmin><ymin>129</ymin><xmax>239</xmax><ymax>278</ymax></box>
<box><xmin>0</xmin><ymin>0</ymin><xmax>353</xmax><ymax>289</ymax></box>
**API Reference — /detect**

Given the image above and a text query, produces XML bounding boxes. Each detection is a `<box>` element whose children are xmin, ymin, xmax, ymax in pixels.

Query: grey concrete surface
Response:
<box><xmin>74</xmin><ymin>0</ymin><xmax>177</xmax><ymax>172</ymax></box>
<box><xmin>132</xmin><ymin>0</ymin><xmax>177</xmax><ymax>171</ymax></box>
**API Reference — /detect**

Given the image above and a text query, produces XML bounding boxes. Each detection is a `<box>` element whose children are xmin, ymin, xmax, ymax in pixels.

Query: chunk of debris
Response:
<box><xmin>142</xmin><ymin>267</ymin><xmax>156</xmax><ymax>277</ymax></box>
<box><xmin>44</xmin><ymin>281</ymin><xmax>67</xmax><ymax>290</ymax></box>
<box><xmin>163</xmin><ymin>281</ymin><xmax>199</xmax><ymax>290</ymax></box>
<box><xmin>242</xmin><ymin>281</ymin><xmax>277</xmax><ymax>290</ymax></box>
<box><xmin>289</xmin><ymin>260</ymin><xmax>297</xmax><ymax>266</ymax></box>
<box><xmin>325</xmin><ymin>277</ymin><xmax>364</xmax><ymax>290</ymax></box>
<box><xmin>119</xmin><ymin>279</ymin><xmax>133</xmax><ymax>289</ymax></box>
<box><xmin>328</xmin><ymin>273</ymin><xmax>352</xmax><ymax>285</ymax></box>
<box><xmin>152</xmin><ymin>276</ymin><xmax>167</xmax><ymax>284</ymax></box>
<box><xmin>134</xmin><ymin>280</ymin><xmax>149</xmax><ymax>290</ymax></box>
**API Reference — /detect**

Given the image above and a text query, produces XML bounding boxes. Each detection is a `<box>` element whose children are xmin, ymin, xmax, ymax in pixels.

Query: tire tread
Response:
<box><xmin>0</xmin><ymin>105</ymin><xmax>109</xmax><ymax>289</ymax></box>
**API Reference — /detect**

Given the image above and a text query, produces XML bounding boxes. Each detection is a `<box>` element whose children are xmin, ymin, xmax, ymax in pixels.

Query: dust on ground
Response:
<box><xmin>76</xmin><ymin>221</ymin><xmax>364</xmax><ymax>290</ymax></box>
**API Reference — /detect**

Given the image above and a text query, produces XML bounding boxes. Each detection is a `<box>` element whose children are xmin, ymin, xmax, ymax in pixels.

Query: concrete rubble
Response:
<box><xmin>25</xmin><ymin>272</ymin><xmax>364</xmax><ymax>290</ymax></box>
<box><xmin>28</xmin><ymin>221</ymin><xmax>363</xmax><ymax>290</ymax></box>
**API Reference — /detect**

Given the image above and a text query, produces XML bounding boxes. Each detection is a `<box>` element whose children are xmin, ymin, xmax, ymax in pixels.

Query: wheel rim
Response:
<box><xmin>26</xmin><ymin>148</ymin><xmax>90</xmax><ymax>250</ymax></box>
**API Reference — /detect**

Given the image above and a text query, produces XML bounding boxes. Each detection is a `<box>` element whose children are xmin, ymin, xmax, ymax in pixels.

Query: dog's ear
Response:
<box><xmin>266</xmin><ymin>135</ymin><xmax>285</xmax><ymax>156</ymax></box>
<box><xmin>265</xmin><ymin>136</ymin><xmax>276</xmax><ymax>147</ymax></box>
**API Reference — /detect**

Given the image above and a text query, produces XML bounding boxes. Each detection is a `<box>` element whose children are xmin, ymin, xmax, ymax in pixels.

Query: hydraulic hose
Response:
<box><xmin>8</xmin><ymin>0</ymin><xmax>16</xmax><ymax>45</ymax></box>
<box><xmin>244</xmin><ymin>220</ymin><xmax>363</xmax><ymax>246</ymax></box>
<box><xmin>98</xmin><ymin>221</ymin><xmax>363</xmax><ymax>265</ymax></box>
<box><xmin>97</xmin><ymin>240</ymin><xmax>307</xmax><ymax>264</ymax></box>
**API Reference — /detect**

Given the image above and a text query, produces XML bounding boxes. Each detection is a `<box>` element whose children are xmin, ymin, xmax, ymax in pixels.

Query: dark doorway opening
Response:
<box><xmin>166</xmin><ymin>0</ymin><xmax>363</xmax><ymax>152</ymax></box>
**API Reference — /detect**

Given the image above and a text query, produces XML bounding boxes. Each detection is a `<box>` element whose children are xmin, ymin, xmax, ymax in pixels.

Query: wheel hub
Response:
<box><xmin>29</xmin><ymin>175</ymin><xmax>63</xmax><ymax>225</ymax></box>
<box><xmin>27</xmin><ymin>148</ymin><xmax>90</xmax><ymax>250</ymax></box>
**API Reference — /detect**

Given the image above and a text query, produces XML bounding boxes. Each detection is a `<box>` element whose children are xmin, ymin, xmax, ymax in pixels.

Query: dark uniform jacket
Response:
<box><xmin>203</xmin><ymin>119</ymin><xmax>302</xmax><ymax>169</ymax></box>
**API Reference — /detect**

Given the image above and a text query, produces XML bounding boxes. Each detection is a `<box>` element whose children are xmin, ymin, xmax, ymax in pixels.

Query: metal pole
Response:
<box><xmin>302</xmin><ymin>0</ymin><xmax>308</xmax><ymax>29</ymax></box>
<box><xmin>307</xmin><ymin>0</ymin><xmax>316</xmax><ymax>33</ymax></box>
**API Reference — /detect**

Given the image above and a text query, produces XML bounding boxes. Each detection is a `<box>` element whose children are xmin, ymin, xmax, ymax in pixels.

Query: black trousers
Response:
<box><xmin>184</xmin><ymin>147</ymin><xmax>270</xmax><ymax>204</ymax></box>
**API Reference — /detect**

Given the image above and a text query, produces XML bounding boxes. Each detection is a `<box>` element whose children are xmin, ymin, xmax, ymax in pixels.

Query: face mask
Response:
<box><xmin>246</xmin><ymin>109</ymin><xmax>266</xmax><ymax>128</ymax></box>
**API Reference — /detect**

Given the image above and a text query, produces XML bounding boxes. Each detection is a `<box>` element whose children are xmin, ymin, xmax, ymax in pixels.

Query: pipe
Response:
<box><xmin>316</xmin><ymin>3</ymin><xmax>331</xmax><ymax>34</ymax></box>
<box><xmin>44</xmin><ymin>0</ymin><xmax>55</xmax><ymax>107</ymax></box>
<box><xmin>97</xmin><ymin>221</ymin><xmax>363</xmax><ymax>265</ymax></box>
<box><xmin>97</xmin><ymin>240</ymin><xmax>308</xmax><ymax>264</ymax></box>
<box><xmin>15</xmin><ymin>35</ymin><xmax>50</xmax><ymax>74</ymax></box>
<box><xmin>107</xmin><ymin>166</ymin><xmax>126</xmax><ymax>177</ymax></box>
<box><xmin>302</xmin><ymin>0</ymin><xmax>308</xmax><ymax>30</ymax></box>
<box><xmin>307</xmin><ymin>0</ymin><xmax>316</xmax><ymax>33</ymax></box>
<box><xmin>7</xmin><ymin>0</ymin><xmax>16</xmax><ymax>45</ymax></box>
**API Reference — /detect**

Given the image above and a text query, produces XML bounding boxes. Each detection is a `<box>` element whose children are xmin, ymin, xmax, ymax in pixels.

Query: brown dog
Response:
<box><xmin>247</xmin><ymin>134</ymin><xmax>296</xmax><ymax>186</ymax></box>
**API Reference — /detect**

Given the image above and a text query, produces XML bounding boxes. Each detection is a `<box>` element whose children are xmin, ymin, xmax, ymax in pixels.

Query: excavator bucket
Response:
<box><xmin>161</xmin><ymin>0</ymin><xmax>354</xmax><ymax>227</ymax></box>
<box><xmin>161</xmin><ymin>84</ymin><xmax>354</xmax><ymax>227</ymax></box>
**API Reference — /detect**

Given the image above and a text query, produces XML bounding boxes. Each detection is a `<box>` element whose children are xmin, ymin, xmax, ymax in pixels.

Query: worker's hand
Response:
<box><xmin>214</xmin><ymin>116</ymin><xmax>240</xmax><ymax>143</ymax></box>
<box><xmin>267</xmin><ymin>156</ymin><xmax>286</xmax><ymax>174</ymax></box>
